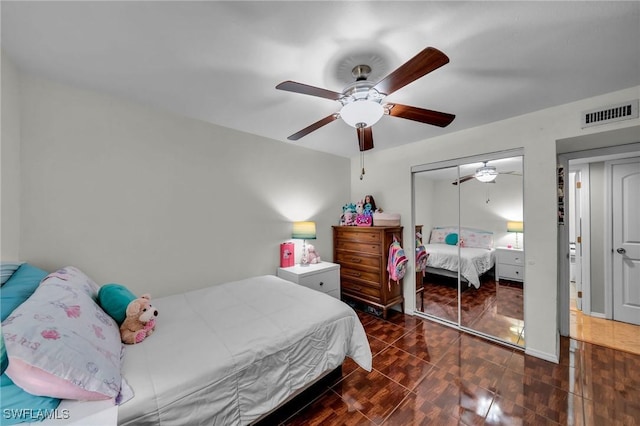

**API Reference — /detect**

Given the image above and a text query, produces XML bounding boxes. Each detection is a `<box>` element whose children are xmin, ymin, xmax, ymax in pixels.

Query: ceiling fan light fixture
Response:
<box><xmin>474</xmin><ymin>165</ymin><xmax>498</xmax><ymax>182</ymax></box>
<box><xmin>340</xmin><ymin>100</ymin><xmax>384</xmax><ymax>128</ymax></box>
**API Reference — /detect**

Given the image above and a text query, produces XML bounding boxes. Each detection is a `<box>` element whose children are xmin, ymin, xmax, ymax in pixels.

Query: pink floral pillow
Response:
<box><xmin>2</xmin><ymin>267</ymin><xmax>123</xmax><ymax>400</ymax></box>
<box><xmin>460</xmin><ymin>228</ymin><xmax>494</xmax><ymax>249</ymax></box>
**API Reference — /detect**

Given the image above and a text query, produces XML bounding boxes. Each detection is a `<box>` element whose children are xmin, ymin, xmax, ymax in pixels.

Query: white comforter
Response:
<box><xmin>118</xmin><ymin>275</ymin><xmax>371</xmax><ymax>425</ymax></box>
<box><xmin>425</xmin><ymin>244</ymin><xmax>495</xmax><ymax>289</ymax></box>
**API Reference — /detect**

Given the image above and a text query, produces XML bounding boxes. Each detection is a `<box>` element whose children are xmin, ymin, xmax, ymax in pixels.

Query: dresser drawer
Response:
<box><xmin>499</xmin><ymin>264</ymin><xmax>524</xmax><ymax>281</ymax></box>
<box><xmin>340</xmin><ymin>267</ymin><xmax>380</xmax><ymax>284</ymax></box>
<box><xmin>335</xmin><ymin>229</ymin><xmax>381</xmax><ymax>243</ymax></box>
<box><xmin>341</xmin><ymin>280</ymin><xmax>381</xmax><ymax>300</ymax></box>
<box><xmin>498</xmin><ymin>249</ymin><xmax>524</xmax><ymax>265</ymax></box>
<box><xmin>335</xmin><ymin>252</ymin><xmax>381</xmax><ymax>270</ymax></box>
<box><xmin>335</xmin><ymin>240</ymin><xmax>381</xmax><ymax>254</ymax></box>
<box><xmin>299</xmin><ymin>271</ymin><xmax>339</xmax><ymax>294</ymax></box>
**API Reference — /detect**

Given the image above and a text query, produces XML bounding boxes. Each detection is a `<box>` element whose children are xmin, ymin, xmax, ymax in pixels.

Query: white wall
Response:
<box><xmin>11</xmin><ymin>71</ymin><xmax>350</xmax><ymax>297</ymax></box>
<box><xmin>350</xmin><ymin>85</ymin><xmax>640</xmax><ymax>361</ymax></box>
<box><xmin>1</xmin><ymin>52</ymin><xmax>22</xmax><ymax>260</ymax></box>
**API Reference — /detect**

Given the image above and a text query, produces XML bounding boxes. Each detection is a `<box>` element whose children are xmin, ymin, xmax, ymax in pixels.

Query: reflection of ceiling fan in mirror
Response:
<box><xmin>276</xmin><ymin>47</ymin><xmax>456</xmax><ymax>152</ymax></box>
<box><xmin>453</xmin><ymin>161</ymin><xmax>522</xmax><ymax>185</ymax></box>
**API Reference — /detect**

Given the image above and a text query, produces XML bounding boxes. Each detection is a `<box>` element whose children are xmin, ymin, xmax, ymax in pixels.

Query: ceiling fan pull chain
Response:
<box><xmin>360</xmin><ymin>152</ymin><xmax>366</xmax><ymax>180</ymax></box>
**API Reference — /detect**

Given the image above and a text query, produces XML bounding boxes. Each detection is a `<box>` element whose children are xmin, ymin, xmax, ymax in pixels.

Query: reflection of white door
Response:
<box><xmin>611</xmin><ymin>158</ymin><xmax>640</xmax><ymax>325</ymax></box>
<box><xmin>572</xmin><ymin>171</ymin><xmax>583</xmax><ymax>311</ymax></box>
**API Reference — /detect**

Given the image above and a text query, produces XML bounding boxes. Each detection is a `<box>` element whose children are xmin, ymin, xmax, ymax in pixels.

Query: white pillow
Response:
<box><xmin>3</xmin><ymin>266</ymin><xmax>123</xmax><ymax>400</ymax></box>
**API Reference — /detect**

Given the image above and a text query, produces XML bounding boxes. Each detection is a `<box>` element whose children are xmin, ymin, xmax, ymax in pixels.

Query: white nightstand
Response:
<box><xmin>496</xmin><ymin>247</ymin><xmax>524</xmax><ymax>282</ymax></box>
<box><xmin>277</xmin><ymin>262</ymin><xmax>340</xmax><ymax>299</ymax></box>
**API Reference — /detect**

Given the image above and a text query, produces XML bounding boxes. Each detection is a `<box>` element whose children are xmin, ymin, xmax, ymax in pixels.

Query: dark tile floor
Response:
<box><xmin>281</xmin><ymin>308</ymin><xmax>640</xmax><ymax>425</ymax></box>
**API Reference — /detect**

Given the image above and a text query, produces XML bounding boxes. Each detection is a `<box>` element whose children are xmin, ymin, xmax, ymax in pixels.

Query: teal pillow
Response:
<box><xmin>1</xmin><ymin>263</ymin><xmax>48</xmax><ymax>377</ymax></box>
<box><xmin>1</xmin><ymin>262</ymin><xmax>23</xmax><ymax>286</ymax></box>
<box><xmin>98</xmin><ymin>284</ymin><xmax>137</xmax><ymax>326</ymax></box>
<box><xmin>0</xmin><ymin>373</ymin><xmax>61</xmax><ymax>425</ymax></box>
<box><xmin>445</xmin><ymin>233</ymin><xmax>458</xmax><ymax>245</ymax></box>
<box><xmin>1</xmin><ymin>331</ymin><xmax>6</xmax><ymax>375</ymax></box>
<box><xmin>1</xmin><ymin>263</ymin><xmax>48</xmax><ymax>322</ymax></box>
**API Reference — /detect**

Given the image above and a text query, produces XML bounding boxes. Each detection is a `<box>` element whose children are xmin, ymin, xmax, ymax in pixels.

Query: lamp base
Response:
<box><xmin>300</xmin><ymin>239</ymin><xmax>310</xmax><ymax>266</ymax></box>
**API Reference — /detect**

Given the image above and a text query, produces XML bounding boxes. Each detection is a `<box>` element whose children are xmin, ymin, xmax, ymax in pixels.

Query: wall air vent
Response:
<box><xmin>581</xmin><ymin>99</ymin><xmax>638</xmax><ymax>128</ymax></box>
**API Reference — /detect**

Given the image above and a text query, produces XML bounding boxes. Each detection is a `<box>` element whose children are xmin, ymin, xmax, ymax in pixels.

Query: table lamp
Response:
<box><xmin>292</xmin><ymin>221</ymin><xmax>316</xmax><ymax>266</ymax></box>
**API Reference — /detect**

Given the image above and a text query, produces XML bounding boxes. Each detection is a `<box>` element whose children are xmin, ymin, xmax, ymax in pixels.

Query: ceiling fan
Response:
<box><xmin>452</xmin><ymin>161</ymin><xmax>521</xmax><ymax>185</ymax></box>
<box><xmin>276</xmin><ymin>47</ymin><xmax>456</xmax><ymax>152</ymax></box>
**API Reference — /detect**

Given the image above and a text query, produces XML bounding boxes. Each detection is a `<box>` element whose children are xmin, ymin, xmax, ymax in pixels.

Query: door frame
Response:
<box><xmin>557</xmin><ymin>142</ymin><xmax>640</xmax><ymax>337</ymax></box>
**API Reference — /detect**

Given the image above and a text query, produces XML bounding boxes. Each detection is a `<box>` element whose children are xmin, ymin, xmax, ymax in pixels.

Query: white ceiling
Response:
<box><xmin>2</xmin><ymin>1</ymin><xmax>639</xmax><ymax>158</ymax></box>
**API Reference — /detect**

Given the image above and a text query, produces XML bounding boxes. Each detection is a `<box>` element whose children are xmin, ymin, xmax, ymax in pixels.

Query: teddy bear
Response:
<box><xmin>306</xmin><ymin>244</ymin><xmax>321</xmax><ymax>264</ymax></box>
<box><xmin>120</xmin><ymin>294</ymin><xmax>158</xmax><ymax>344</ymax></box>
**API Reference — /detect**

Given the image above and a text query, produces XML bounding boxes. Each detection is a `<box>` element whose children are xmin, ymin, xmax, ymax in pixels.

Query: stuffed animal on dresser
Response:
<box><xmin>120</xmin><ymin>294</ymin><xmax>158</xmax><ymax>344</ymax></box>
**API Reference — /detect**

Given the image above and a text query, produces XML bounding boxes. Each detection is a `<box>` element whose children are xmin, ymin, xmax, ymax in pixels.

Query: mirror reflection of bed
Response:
<box><xmin>413</xmin><ymin>154</ymin><xmax>525</xmax><ymax>347</ymax></box>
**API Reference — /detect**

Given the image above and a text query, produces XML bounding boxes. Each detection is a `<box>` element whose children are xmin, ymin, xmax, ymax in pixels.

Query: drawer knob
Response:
<box><xmin>319</xmin><ymin>281</ymin><xmax>324</xmax><ymax>286</ymax></box>
<box><xmin>348</xmin><ymin>271</ymin><xmax>362</xmax><ymax>277</ymax></box>
<box><xmin>351</xmin><ymin>257</ymin><xmax>362</xmax><ymax>263</ymax></box>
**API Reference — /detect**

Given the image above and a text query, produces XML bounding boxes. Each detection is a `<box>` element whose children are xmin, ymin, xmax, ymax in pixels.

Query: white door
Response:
<box><xmin>611</xmin><ymin>158</ymin><xmax>640</xmax><ymax>325</ymax></box>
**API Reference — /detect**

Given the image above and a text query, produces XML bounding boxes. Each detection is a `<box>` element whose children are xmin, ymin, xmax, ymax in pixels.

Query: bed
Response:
<box><xmin>1</xmin><ymin>264</ymin><xmax>372</xmax><ymax>426</ymax></box>
<box><xmin>423</xmin><ymin>226</ymin><xmax>496</xmax><ymax>289</ymax></box>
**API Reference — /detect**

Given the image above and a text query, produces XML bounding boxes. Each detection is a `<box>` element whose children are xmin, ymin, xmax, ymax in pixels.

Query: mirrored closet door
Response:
<box><xmin>414</xmin><ymin>165</ymin><xmax>460</xmax><ymax>325</ymax></box>
<box><xmin>413</xmin><ymin>151</ymin><xmax>525</xmax><ymax>347</ymax></box>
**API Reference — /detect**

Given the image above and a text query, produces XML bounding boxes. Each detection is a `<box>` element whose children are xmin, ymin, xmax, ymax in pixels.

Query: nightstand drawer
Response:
<box><xmin>299</xmin><ymin>271</ymin><xmax>339</xmax><ymax>294</ymax></box>
<box><xmin>499</xmin><ymin>264</ymin><xmax>524</xmax><ymax>281</ymax></box>
<box><xmin>276</xmin><ymin>262</ymin><xmax>341</xmax><ymax>299</ymax></box>
<box><xmin>499</xmin><ymin>250</ymin><xmax>524</xmax><ymax>265</ymax></box>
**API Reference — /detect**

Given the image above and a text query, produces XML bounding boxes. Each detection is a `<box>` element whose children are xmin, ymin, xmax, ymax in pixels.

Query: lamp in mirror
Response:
<box><xmin>507</xmin><ymin>221</ymin><xmax>524</xmax><ymax>249</ymax></box>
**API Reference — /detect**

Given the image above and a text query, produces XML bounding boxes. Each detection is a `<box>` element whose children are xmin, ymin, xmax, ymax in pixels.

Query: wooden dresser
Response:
<box><xmin>333</xmin><ymin>226</ymin><xmax>404</xmax><ymax>319</ymax></box>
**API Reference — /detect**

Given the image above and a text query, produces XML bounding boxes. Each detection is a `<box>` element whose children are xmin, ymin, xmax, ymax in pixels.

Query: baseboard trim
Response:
<box><xmin>526</xmin><ymin>347</ymin><xmax>559</xmax><ymax>363</ymax></box>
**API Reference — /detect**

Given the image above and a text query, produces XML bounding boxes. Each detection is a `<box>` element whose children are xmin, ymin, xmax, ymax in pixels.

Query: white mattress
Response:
<box><xmin>425</xmin><ymin>244</ymin><xmax>495</xmax><ymax>288</ymax></box>
<box><xmin>118</xmin><ymin>275</ymin><xmax>372</xmax><ymax>425</ymax></box>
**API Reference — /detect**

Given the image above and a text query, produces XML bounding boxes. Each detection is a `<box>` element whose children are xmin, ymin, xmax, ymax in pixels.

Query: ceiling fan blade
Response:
<box><xmin>357</xmin><ymin>126</ymin><xmax>374</xmax><ymax>151</ymax></box>
<box><xmin>287</xmin><ymin>114</ymin><xmax>339</xmax><ymax>141</ymax></box>
<box><xmin>501</xmin><ymin>171</ymin><xmax>523</xmax><ymax>176</ymax></box>
<box><xmin>373</xmin><ymin>47</ymin><xmax>449</xmax><ymax>96</ymax></box>
<box><xmin>386</xmin><ymin>103</ymin><xmax>455</xmax><ymax>127</ymax></box>
<box><xmin>276</xmin><ymin>81</ymin><xmax>342</xmax><ymax>101</ymax></box>
<box><xmin>452</xmin><ymin>175</ymin><xmax>475</xmax><ymax>185</ymax></box>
